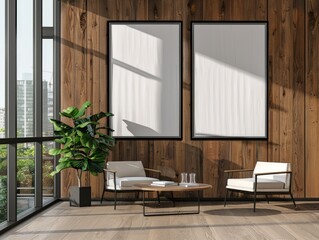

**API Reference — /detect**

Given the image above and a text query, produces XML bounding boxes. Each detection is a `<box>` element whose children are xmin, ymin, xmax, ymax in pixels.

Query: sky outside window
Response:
<box><xmin>43</xmin><ymin>0</ymin><xmax>53</xmax><ymax>27</ymax></box>
<box><xmin>0</xmin><ymin>1</ymin><xmax>53</xmax><ymax>109</ymax></box>
<box><xmin>0</xmin><ymin>0</ymin><xmax>5</xmax><ymax>109</ymax></box>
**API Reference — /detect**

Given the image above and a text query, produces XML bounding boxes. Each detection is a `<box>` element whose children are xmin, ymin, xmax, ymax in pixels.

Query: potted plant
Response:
<box><xmin>49</xmin><ymin>101</ymin><xmax>115</xmax><ymax>207</ymax></box>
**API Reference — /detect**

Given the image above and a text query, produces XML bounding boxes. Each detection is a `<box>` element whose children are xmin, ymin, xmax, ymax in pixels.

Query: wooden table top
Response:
<box><xmin>134</xmin><ymin>183</ymin><xmax>212</xmax><ymax>192</ymax></box>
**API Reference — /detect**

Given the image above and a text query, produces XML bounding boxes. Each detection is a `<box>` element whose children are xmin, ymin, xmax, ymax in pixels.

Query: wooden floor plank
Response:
<box><xmin>2</xmin><ymin>201</ymin><xmax>319</xmax><ymax>240</ymax></box>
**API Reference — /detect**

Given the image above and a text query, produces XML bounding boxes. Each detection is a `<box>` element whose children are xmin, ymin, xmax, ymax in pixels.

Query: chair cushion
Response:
<box><xmin>108</xmin><ymin>176</ymin><xmax>158</xmax><ymax>188</ymax></box>
<box><xmin>227</xmin><ymin>177</ymin><xmax>286</xmax><ymax>192</ymax></box>
<box><xmin>253</xmin><ymin>161</ymin><xmax>290</xmax><ymax>188</ymax></box>
<box><xmin>107</xmin><ymin>161</ymin><xmax>146</xmax><ymax>178</ymax></box>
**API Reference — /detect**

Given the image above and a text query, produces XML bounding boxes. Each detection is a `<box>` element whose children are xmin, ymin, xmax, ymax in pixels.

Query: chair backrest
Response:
<box><xmin>106</xmin><ymin>161</ymin><xmax>146</xmax><ymax>178</ymax></box>
<box><xmin>253</xmin><ymin>161</ymin><xmax>291</xmax><ymax>189</ymax></box>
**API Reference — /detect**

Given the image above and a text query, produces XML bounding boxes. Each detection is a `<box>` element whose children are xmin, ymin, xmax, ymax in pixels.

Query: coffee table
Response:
<box><xmin>134</xmin><ymin>183</ymin><xmax>212</xmax><ymax>216</ymax></box>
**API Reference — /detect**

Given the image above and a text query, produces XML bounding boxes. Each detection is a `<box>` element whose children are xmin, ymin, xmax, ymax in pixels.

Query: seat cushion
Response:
<box><xmin>227</xmin><ymin>177</ymin><xmax>286</xmax><ymax>192</ymax></box>
<box><xmin>108</xmin><ymin>176</ymin><xmax>158</xmax><ymax>188</ymax></box>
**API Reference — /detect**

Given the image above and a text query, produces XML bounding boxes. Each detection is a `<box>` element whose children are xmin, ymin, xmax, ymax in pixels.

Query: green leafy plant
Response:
<box><xmin>49</xmin><ymin>101</ymin><xmax>115</xmax><ymax>187</ymax></box>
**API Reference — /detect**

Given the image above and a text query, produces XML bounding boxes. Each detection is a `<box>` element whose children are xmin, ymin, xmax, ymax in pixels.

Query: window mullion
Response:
<box><xmin>6</xmin><ymin>0</ymin><xmax>17</xmax><ymax>222</ymax></box>
<box><xmin>34</xmin><ymin>0</ymin><xmax>42</xmax><ymax>208</ymax></box>
<box><xmin>42</xmin><ymin>27</ymin><xmax>54</xmax><ymax>38</ymax></box>
<box><xmin>53</xmin><ymin>0</ymin><xmax>60</xmax><ymax>199</ymax></box>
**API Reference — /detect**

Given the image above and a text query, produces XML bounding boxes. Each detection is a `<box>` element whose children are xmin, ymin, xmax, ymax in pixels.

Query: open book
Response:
<box><xmin>151</xmin><ymin>181</ymin><xmax>178</xmax><ymax>187</ymax></box>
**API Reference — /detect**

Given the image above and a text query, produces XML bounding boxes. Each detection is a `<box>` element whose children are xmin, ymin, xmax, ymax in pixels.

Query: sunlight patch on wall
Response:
<box><xmin>112</xmin><ymin>64</ymin><xmax>162</xmax><ymax>136</ymax></box>
<box><xmin>194</xmin><ymin>53</ymin><xmax>266</xmax><ymax>137</ymax></box>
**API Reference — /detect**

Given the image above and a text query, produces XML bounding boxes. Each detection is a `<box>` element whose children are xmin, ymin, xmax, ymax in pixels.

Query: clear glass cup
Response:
<box><xmin>180</xmin><ymin>172</ymin><xmax>188</xmax><ymax>184</ymax></box>
<box><xmin>189</xmin><ymin>173</ymin><xmax>196</xmax><ymax>184</ymax></box>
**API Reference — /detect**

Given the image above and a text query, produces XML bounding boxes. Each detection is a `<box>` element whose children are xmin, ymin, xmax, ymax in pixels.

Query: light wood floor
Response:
<box><xmin>2</xmin><ymin>200</ymin><xmax>319</xmax><ymax>240</ymax></box>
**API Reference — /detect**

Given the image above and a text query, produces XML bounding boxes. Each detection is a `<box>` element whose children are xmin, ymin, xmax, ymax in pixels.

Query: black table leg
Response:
<box><xmin>197</xmin><ymin>190</ymin><xmax>200</xmax><ymax>214</ymax></box>
<box><xmin>142</xmin><ymin>190</ymin><xmax>202</xmax><ymax>216</ymax></box>
<box><xmin>143</xmin><ymin>191</ymin><xmax>146</xmax><ymax>216</ymax></box>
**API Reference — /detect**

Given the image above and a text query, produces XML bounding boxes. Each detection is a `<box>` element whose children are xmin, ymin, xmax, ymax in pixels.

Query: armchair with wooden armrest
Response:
<box><xmin>100</xmin><ymin>161</ymin><xmax>161</xmax><ymax>209</ymax></box>
<box><xmin>224</xmin><ymin>161</ymin><xmax>296</xmax><ymax>212</ymax></box>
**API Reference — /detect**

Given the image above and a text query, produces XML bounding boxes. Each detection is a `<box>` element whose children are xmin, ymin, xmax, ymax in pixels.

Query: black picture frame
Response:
<box><xmin>191</xmin><ymin>21</ymin><xmax>268</xmax><ymax>140</ymax></box>
<box><xmin>108</xmin><ymin>21</ymin><xmax>183</xmax><ymax>139</ymax></box>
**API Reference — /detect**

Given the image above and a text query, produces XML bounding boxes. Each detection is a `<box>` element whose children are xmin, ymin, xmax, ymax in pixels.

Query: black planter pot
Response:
<box><xmin>69</xmin><ymin>186</ymin><xmax>91</xmax><ymax>207</ymax></box>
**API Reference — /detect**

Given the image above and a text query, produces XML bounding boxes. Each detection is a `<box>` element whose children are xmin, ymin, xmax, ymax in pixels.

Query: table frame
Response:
<box><xmin>136</xmin><ymin>184</ymin><xmax>211</xmax><ymax>216</ymax></box>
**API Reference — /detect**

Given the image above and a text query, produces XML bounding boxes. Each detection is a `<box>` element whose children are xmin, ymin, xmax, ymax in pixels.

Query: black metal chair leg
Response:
<box><xmin>290</xmin><ymin>192</ymin><xmax>297</xmax><ymax>208</ymax></box>
<box><xmin>224</xmin><ymin>189</ymin><xmax>228</xmax><ymax>207</ymax></box>
<box><xmin>157</xmin><ymin>191</ymin><xmax>160</xmax><ymax>206</ymax></box>
<box><xmin>114</xmin><ymin>191</ymin><xmax>117</xmax><ymax>210</ymax></box>
<box><xmin>171</xmin><ymin>191</ymin><xmax>175</xmax><ymax>207</ymax></box>
<box><xmin>100</xmin><ymin>190</ymin><xmax>105</xmax><ymax>204</ymax></box>
<box><xmin>265</xmin><ymin>194</ymin><xmax>269</xmax><ymax>204</ymax></box>
<box><xmin>253</xmin><ymin>191</ymin><xmax>257</xmax><ymax>212</ymax></box>
<box><xmin>135</xmin><ymin>191</ymin><xmax>141</xmax><ymax>201</ymax></box>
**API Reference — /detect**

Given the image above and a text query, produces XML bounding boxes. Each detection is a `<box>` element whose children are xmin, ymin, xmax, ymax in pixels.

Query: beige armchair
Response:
<box><xmin>100</xmin><ymin>161</ymin><xmax>161</xmax><ymax>209</ymax></box>
<box><xmin>224</xmin><ymin>161</ymin><xmax>296</xmax><ymax>211</ymax></box>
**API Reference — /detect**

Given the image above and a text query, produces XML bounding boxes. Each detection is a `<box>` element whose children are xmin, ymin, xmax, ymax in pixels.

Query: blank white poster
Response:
<box><xmin>109</xmin><ymin>23</ymin><xmax>181</xmax><ymax>138</ymax></box>
<box><xmin>192</xmin><ymin>23</ymin><xmax>267</xmax><ymax>138</ymax></box>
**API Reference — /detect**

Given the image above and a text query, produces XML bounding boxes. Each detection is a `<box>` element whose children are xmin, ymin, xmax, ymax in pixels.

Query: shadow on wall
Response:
<box><xmin>182</xmin><ymin>145</ymin><xmax>245</xmax><ymax>187</ymax></box>
<box><xmin>123</xmin><ymin>119</ymin><xmax>160</xmax><ymax>137</ymax></box>
<box><xmin>184</xmin><ymin>143</ymin><xmax>203</xmax><ymax>181</ymax></box>
<box><xmin>107</xmin><ymin>141</ymin><xmax>255</xmax><ymax>198</ymax></box>
<box><xmin>151</xmin><ymin>145</ymin><xmax>249</xmax><ymax>198</ymax></box>
<box><xmin>217</xmin><ymin>159</ymin><xmax>242</xmax><ymax>195</ymax></box>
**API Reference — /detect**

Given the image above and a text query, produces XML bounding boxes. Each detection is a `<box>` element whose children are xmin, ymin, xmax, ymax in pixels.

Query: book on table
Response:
<box><xmin>151</xmin><ymin>181</ymin><xmax>178</xmax><ymax>187</ymax></box>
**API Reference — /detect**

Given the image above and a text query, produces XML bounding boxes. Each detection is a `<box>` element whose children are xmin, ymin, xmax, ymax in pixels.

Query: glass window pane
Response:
<box><xmin>17</xmin><ymin>0</ymin><xmax>34</xmax><ymax>137</ymax></box>
<box><xmin>43</xmin><ymin>0</ymin><xmax>53</xmax><ymax>27</ymax></box>
<box><xmin>43</xmin><ymin>141</ymin><xmax>54</xmax><ymax>204</ymax></box>
<box><xmin>0</xmin><ymin>0</ymin><xmax>7</xmax><ymax>223</ymax></box>
<box><xmin>17</xmin><ymin>143</ymin><xmax>35</xmax><ymax>216</ymax></box>
<box><xmin>0</xmin><ymin>0</ymin><xmax>5</xmax><ymax>138</ymax></box>
<box><xmin>0</xmin><ymin>145</ymin><xmax>7</xmax><ymax>224</ymax></box>
<box><xmin>43</xmin><ymin>40</ymin><xmax>54</xmax><ymax>136</ymax></box>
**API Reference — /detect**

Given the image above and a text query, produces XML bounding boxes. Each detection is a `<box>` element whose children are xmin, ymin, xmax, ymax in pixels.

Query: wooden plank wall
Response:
<box><xmin>60</xmin><ymin>0</ymin><xmax>319</xmax><ymax>199</ymax></box>
<box><xmin>306</xmin><ymin>0</ymin><xmax>319</xmax><ymax>197</ymax></box>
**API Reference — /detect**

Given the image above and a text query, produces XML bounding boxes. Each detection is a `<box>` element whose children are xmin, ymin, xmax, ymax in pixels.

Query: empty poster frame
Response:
<box><xmin>192</xmin><ymin>22</ymin><xmax>268</xmax><ymax>139</ymax></box>
<box><xmin>108</xmin><ymin>21</ymin><xmax>182</xmax><ymax>139</ymax></box>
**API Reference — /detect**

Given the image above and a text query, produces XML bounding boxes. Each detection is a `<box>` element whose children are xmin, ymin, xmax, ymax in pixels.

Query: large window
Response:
<box><xmin>0</xmin><ymin>0</ymin><xmax>7</xmax><ymax>226</ymax></box>
<box><xmin>17</xmin><ymin>0</ymin><xmax>34</xmax><ymax>137</ymax></box>
<box><xmin>17</xmin><ymin>143</ymin><xmax>35</xmax><ymax>216</ymax></box>
<box><xmin>0</xmin><ymin>0</ymin><xmax>5</xmax><ymax>138</ymax></box>
<box><xmin>0</xmin><ymin>145</ymin><xmax>7</xmax><ymax>224</ymax></box>
<box><xmin>0</xmin><ymin>0</ymin><xmax>60</xmax><ymax>231</ymax></box>
<box><xmin>42</xmin><ymin>141</ymin><xmax>54</xmax><ymax>204</ymax></box>
<box><xmin>43</xmin><ymin>39</ymin><xmax>54</xmax><ymax>136</ymax></box>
